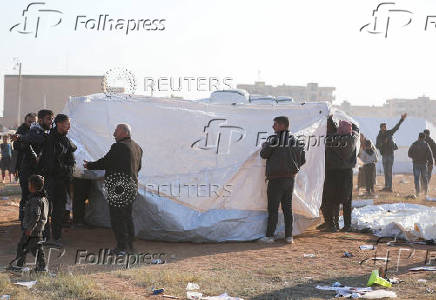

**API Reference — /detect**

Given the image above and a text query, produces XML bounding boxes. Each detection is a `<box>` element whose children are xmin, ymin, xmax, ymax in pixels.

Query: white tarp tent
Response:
<box><xmin>353</xmin><ymin>116</ymin><xmax>436</xmax><ymax>174</ymax></box>
<box><xmin>350</xmin><ymin>203</ymin><xmax>436</xmax><ymax>241</ymax></box>
<box><xmin>64</xmin><ymin>94</ymin><xmax>331</xmax><ymax>242</ymax></box>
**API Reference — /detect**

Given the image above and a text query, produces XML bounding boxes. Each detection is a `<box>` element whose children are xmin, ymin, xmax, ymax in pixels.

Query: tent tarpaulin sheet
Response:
<box><xmin>348</xmin><ymin>203</ymin><xmax>436</xmax><ymax>241</ymax></box>
<box><xmin>65</xmin><ymin>94</ymin><xmax>330</xmax><ymax>242</ymax></box>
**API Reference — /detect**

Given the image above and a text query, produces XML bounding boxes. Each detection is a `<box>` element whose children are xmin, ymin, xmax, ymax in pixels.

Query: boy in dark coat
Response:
<box><xmin>15</xmin><ymin>175</ymin><xmax>49</xmax><ymax>271</ymax></box>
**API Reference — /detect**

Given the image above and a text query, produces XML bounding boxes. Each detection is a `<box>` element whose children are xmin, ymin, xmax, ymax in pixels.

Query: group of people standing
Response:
<box><xmin>9</xmin><ymin>109</ymin><xmax>143</xmax><ymax>270</ymax></box>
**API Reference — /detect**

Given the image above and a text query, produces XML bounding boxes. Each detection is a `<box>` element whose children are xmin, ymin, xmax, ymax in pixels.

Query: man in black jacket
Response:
<box><xmin>258</xmin><ymin>116</ymin><xmax>306</xmax><ymax>244</ymax></box>
<box><xmin>376</xmin><ymin>113</ymin><xmax>407</xmax><ymax>192</ymax></box>
<box><xmin>13</xmin><ymin>113</ymin><xmax>37</xmax><ymax>227</ymax></box>
<box><xmin>84</xmin><ymin>124</ymin><xmax>143</xmax><ymax>255</ymax></box>
<box><xmin>423</xmin><ymin>129</ymin><xmax>436</xmax><ymax>184</ymax></box>
<box><xmin>38</xmin><ymin>114</ymin><xmax>77</xmax><ymax>245</ymax></box>
<box><xmin>11</xmin><ymin>110</ymin><xmax>53</xmax><ymax>227</ymax></box>
<box><xmin>327</xmin><ymin>121</ymin><xmax>358</xmax><ymax>232</ymax></box>
<box><xmin>408</xmin><ymin>132</ymin><xmax>434</xmax><ymax>197</ymax></box>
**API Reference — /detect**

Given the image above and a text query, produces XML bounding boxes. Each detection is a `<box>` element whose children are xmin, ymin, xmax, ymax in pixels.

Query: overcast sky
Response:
<box><xmin>1</xmin><ymin>0</ymin><xmax>436</xmax><ymax>115</ymax></box>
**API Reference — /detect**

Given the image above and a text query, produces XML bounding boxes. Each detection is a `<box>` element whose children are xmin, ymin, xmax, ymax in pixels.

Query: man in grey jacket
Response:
<box><xmin>258</xmin><ymin>116</ymin><xmax>306</xmax><ymax>244</ymax></box>
<box><xmin>408</xmin><ymin>132</ymin><xmax>434</xmax><ymax>197</ymax></box>
<box><xmin>15</xmin><ymin>175</ymin><xmax>49</xmax><ymax>271</ymax></box>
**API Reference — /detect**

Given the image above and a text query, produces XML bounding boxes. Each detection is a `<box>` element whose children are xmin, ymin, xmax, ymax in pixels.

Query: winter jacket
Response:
<box><xmin>325</xmin><ymin>132</ymin><xmax>358</xmax><ymax>170</ymax></box>
<box><xmin>19</xmin><ymin>123</ymin><xmax>50</xmax><ymax>173</ymax></box>
<box><xmin>13</xmin><ymin>123</ymin><xmax>30</xmax><ymax>171</ymax></box>
<box><xmin>425</xmin><ymin>136</ymin><xmax>436</xmax><ymax>163</ymax></box>
<box><xmin>87</xmin><ymin>137</ymin><xmax>143</xmax><ymax>184</ymax></box>
<box><xmin>358</xmin><ymin>147</ymin><xmax>378</xmax><ymax>165</ymax></box>
<box><xmin>38</xmin><ymin>128</ymin><xmax>77</xmax><ymax>181</ymax></box>
<box><xmin>260</xmin><ymin>130</ymin><xmax>306</xmax><ymax>180</ymax></box>
<box><xmin>376</xmin><ymin>117</ymin><xmax>404</xmax><ymax>156</ymax></box>
<box><xmin>22</xmin><ymin>191</ymin><xmax>48</xmax><ymax>237</ymax></box>
<box><xmin>408</xmin><ymin>140</ymin><xmax>434</xmax><ymax>165</ymax></box>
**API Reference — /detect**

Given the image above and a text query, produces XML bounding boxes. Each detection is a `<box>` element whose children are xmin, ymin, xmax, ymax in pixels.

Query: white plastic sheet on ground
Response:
<box><xmin>350</xmin><ymin>203</ymin><xmax>436</xmax><ymax>241</ymax></box>
<box><xmin>64</xmin><ymin>94</ymin><xmax>331</xmax><ymax>242</ymax></box>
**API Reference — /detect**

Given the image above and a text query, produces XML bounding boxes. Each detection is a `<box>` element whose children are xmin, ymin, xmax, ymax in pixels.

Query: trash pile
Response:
<box><xmin>185</xmin><ymin>283</ymin><xmax>243</xmax><ymax>300</ymax></box>
<box><xmin>316</xmin><ymin>273</ymin><xmax>398</xmax><ymax>299</ymax></box>
<box><xmin>347</xmin><ymin>203</ymin><xmax>436</xmax><ymax>241</ymax></box>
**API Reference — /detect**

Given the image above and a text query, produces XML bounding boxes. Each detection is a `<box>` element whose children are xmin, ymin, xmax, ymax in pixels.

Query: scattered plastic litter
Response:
<box><xmin>151</xmin><ymin>259</ymin><xmax>163</xmax><ymax>264</ymax></box>
<box><xmin>152</xmin><ymin>288</ymin><xmax>164</xmax><ymax>295</ymax></box>
<box><xmin>353</xmin><ymin>199</ymin><xmax>374</xmax><ymax>208</ymax></box>
<box><xmin>361</xmin><ymin>290</ymin><xmax>397</xmax><ymax>299</ymax></box>
<box><xmin>162</xmin><ymin>295</ymin><xmax>179</xmax><ymax>299</ymax></box>
<box><xmin>344</xmin><ymin>251</ymin><xmax>353</xmax><ymax>258</ymax></box>
<box><xmin>202</xmin><ymin>293</ymin><xmax>244</xmax><ymax>300</ymax></box>
<box><xmin>388</xmin><ymin>277</ymin><xmax>401</xmax><ymax>284</ymax></box>
<box><xmin>303</xmin><ymin>253</ymin><xmax>316</xmax><ymax>258</ymax></box>
<box><xmin>0</xmin><ymin>295</ymin><xmax>10</xmax><ymax>300</ymax></box>
<box><xmin>316</xmin><ymin>283</ymin><xmax>372</xmax><ymax>298</ymax></box>
<box><xmin>186</xmin><ymin>291</ymin><xmax>203</xmax><ymax>299</ymax></box>
<box><xmin>186</xmin><ymin>282</ymin><xmax>200</xmax><ymax>290</ymax></box>
<box><xmin>409</xmin><ymin>266</ymin><xmax>436</xmax><ymax>271</ymax></box>
<box><xmin>1</xmin><ymin>196</ymin><xmax>8</xmax><ymax>200</ymax></box>
<box><xmin>367</xmin><ymin>270</ymin><xmax>392</xmax><ymax>288</ymax></box>
<box><xmin>360</xmin><ymin>245</ymin><xmax>375</xmax><ymax>250</ymax></box>
<box><xmin>426</xmin><ymin>196</ymin><xmax>436</xmax><ymax>202</ymax></box>
<box><xmin>332</xmin><ymin>282</ymin><xmax>343</xmax><ymax>287</ymax></box>
<box><xmin>14</xmin><ymin>280</ymin><xmax>37</xmax><ymax>289</ymax></box>
<box><xmin>417</xmin><ymin>279</ymin><xmax>427</xmax><ymax>284</ymax></box>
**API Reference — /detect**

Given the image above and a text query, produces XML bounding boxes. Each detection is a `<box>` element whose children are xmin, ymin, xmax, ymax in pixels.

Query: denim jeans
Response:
<box><xmin>413</xmin><ymin>163</ymin><xmax>428</xmax><ymax>195</ymax></box>
<box><xmin>382</xmin><ymin>154</ymin><xmax>394</xmax><ymax>189</ymax></box>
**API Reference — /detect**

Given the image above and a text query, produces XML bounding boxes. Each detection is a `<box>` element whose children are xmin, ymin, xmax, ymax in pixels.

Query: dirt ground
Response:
<box><xmin>0</xmin><ymin>174</ymin><xmax>435</xmax><ymax>299</ymax></box>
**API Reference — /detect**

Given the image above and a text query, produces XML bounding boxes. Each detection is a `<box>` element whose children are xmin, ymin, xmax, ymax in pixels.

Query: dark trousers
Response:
<box><xmin>72</xmin><ymin>178</ymin><xmax>91</xmax><ymax>224</ymax></box>
<box><xmin>266</xmin><ymin>177</ymin><xmax>294</xmax><ymax>238</ymax></box>
<box><xmin>382</xmin><ymin>154</ymin><xmax>394</xmax><ymax>189</ymax></box>
<box><xmin>324</xmin><ymin>169</ymin><xmax>353</xmax><ymax>228</ymax></box>
<box><xmin>363</xmin><ymin>163</ymin><xmax>376</xmax><ymax>193</ymax></box>
<box><xmin>413</xmin><ymin>163</ymin><xmax>428</xmax><ymax>195</ymax></box>
<box><xmin>110</xmin><ymin>203</ymin><xmax>135</xmax><ymax>250</ymax></box>
<box><xmin>45</xmin><ymin>177</ymin><xmax>68</xmax><ymax>240</ymax></box>
<box><xmin>18</xmin><ymin>169</ymin><xmax>31</xmax><ymax>228</ymax></box>
<box><xmin>16</xmin><ymin>233</ymin><xmax>46</xmax><ymax>269</ymax></box>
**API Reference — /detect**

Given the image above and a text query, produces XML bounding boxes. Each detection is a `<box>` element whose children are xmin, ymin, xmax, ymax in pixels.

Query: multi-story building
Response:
<box><xmin>1</xmin><ymin>75</ymin><xmax>103</xmax><ymax>129</ymax></box>
<box><xmin>384</xmin><ymin>96</ymin><xmax>436</xmax><ymax>123</ymax></box>
<box><xmin>236</xmin><ymin>81</ymin><xmax>335</xmax><ymax>103</ymax></box>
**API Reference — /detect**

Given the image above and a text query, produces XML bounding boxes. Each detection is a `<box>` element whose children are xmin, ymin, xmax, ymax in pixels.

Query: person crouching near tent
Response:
<box><xmin>13</xmin><ymin>175</ymin><xmax>49</xmax><ymax>272</ymax></box>
<box><xmin>358</xmin><ymin>139</ymin><xmax>378</xmax><ymax>196</ymax></box>
<box><xmin>258</xmin><ymin>116</ymin><xmax>306</xmax><ymax>244</ymax></box>
<box><xmin>408</xmin><ymin>132</ymin><xmax>434</xmax><ymax>198</ymax></box>
<box><xmin>324</xmin><ymin>120</ymin><xmax>358</xmax><ymax>232</ymax></box>
<box><xmin>38</xmin><ymin>114</ymin><xmax>77</xmax><ymax>246</ymax></box>
<box><xmin>84</xmin><ymin>124</ymin><xmax>143</xmax><ymax>255</ymax></box>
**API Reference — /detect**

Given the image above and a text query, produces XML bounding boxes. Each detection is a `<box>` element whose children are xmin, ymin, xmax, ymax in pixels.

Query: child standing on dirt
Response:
<box><xmin>358</xmin><ymin>139</ymin><xmax>378</xmax><ymax>195</ymax></box>
<box><xmin>1</xmin><ymin>135</ymin><xmax>12</xmax><ymax>183</ymax></box>
<box><xmin>15</xmin><ymin>175</ymin><xmax>49</xmax><ymax>271</ymax></box>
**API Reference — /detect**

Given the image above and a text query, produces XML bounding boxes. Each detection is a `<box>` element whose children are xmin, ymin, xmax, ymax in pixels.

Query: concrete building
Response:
<box><xmin>236</xmin><ymin>81</ymin><xmax>335</xmax><ymax>103</ymax></box>
<box><xmin>384</xmin><ymin>96</ymin><xmax>436</xmax><ymax>123</ymax></box>
<box><xmin>336</xmin><ymin>96</ymin><xmax>436</xmax><ymax>125</ymax></box>
<box><xmin>2</xmin><ymin>75</ymin><xmax>103</xmax><ymax>128</ymax></box>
